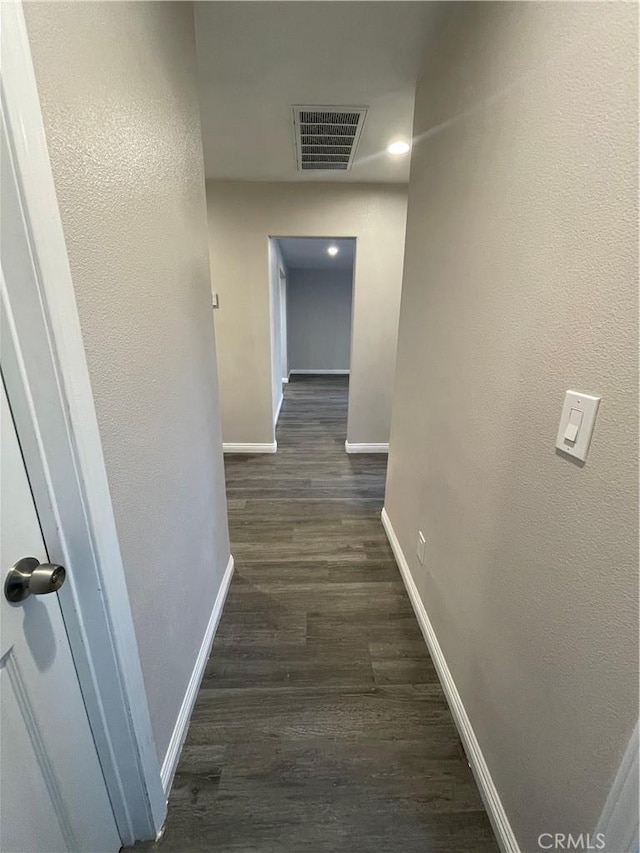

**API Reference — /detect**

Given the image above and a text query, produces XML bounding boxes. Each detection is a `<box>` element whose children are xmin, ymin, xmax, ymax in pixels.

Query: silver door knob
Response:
<box><xmin>4</xmin><ymin>557</ymin><xmax>66</xmax><ymax>603</ymax></box>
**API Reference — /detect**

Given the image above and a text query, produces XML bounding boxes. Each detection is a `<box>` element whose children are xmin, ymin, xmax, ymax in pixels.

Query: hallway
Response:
<box><xmin>8</xmin><ymin>4</ymin><xmax>635</xmax><ymax>850</ymax></box>
<box><xmin>136</xmin><ymin>376</ymin><xmax>498</xmax><ymax>852</ymax></box>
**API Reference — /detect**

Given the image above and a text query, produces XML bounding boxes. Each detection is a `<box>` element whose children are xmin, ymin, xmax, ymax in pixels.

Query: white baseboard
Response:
<box><xmin>222</xmin><ymin>442</ymin><xmax>277</xmax><ymax>454</ymax></box>
<box><xmin>160</xmin><ymin>554</ymin><xmax>235</xmax><ymax>795</ymax></box>
<box><xmin>345</xmin><ymin>441</ymin><xmax>389</xmax><ymax>454</ymax></box>
<box><xmin>282</xmin><ymin>376</ymin><xmax>290</xmax><ymax>384</ymax></box>
<box><xmin>595</xmin><ymin>720</ymin><xmax>639</xmax><ymax>852</ymax></box>
<box><xmin>289</xmin><ymin>369</ymin><xmax>350</xmax><ymax>375</ymax></box>
<box><xmin>380</xmin><ymin>508</ymin><xmax>520</xmax><ymax>853</ymax></box>
<box><xmin>274</xmin><ymin>392</ymin><xmax>283</xmax><ymax>426</ymax></box>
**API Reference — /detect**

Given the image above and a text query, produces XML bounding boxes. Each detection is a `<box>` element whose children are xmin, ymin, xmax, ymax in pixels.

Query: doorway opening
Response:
<box><xmin>268</xmin><ymin>236</ymin><xmax>356</xmax><ymax>441</ymax></box>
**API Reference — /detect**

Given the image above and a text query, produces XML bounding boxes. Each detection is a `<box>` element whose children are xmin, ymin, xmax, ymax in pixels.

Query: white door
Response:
<box><xmin>0</xmin><ymin>380</ymin><xmax>120</xmax><ymax>853</ymax></box>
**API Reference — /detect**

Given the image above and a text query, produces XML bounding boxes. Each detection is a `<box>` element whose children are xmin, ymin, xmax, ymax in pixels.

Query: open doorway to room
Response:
<box><xmin>268</xmin><ymin>236</ymin><xmax>356</xmax><ymax>439</ymax></box>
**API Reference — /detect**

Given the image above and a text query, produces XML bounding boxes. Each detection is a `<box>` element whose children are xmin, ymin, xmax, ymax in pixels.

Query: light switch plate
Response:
<box><xmin>416</xmin><ymin>531</ymin><xmax>426</xmax><ymax>565</ymax></box>
<box><xmin>555</xmin><ymin>390</ymin><xmax>600</xmax><ymax>462</ymax></box>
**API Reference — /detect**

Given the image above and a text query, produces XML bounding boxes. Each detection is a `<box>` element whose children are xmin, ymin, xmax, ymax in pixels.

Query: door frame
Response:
<box><xmin>1</xmin><ymin>3</ymin><xmax>165</xmax><ymax>844</ymax></box>
<box><xmin>279</xmin><ymin>266</ymin><xmax>288</xmax><ymax>383</ymax></box>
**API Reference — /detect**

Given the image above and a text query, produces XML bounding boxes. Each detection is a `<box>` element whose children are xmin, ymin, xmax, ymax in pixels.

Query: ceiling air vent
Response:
<box><xmin>292</xmin><ymin>105</ymin><xmax>367</xmax><ymax>172</ymax></box>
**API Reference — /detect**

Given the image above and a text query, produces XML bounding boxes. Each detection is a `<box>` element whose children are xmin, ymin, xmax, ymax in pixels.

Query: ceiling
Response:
<box><xmin>194</xmin><ymin>2</ymin><xmax>435</xmax><ymax>184</ymax></box>
<box><xmin>277</xmin><ymin>237</ymin><xmax>355</xmax><ymax>271</ymax></box>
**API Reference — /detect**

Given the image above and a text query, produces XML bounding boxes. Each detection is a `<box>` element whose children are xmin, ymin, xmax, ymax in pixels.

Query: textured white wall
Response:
<box><xmin>25</xmin><ymin>1</ymin><xmax>231</xmax><ymax>763</ymax></box>
<box><xmin>385</xmin><ymin>3</ymin><xmax>638</xmax><ymax>849</ymax></box>
<box><xmin>207</xmin><ymin>181</ymin><xmax>407</xmax><ymax>445</ymax></box>
<box><xmin>287</xmin><ymin>269</ymin><xmax>353</xmax><ymax>372</ymax></box>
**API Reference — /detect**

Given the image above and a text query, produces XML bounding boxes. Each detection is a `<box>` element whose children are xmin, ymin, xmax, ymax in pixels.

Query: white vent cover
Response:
<box><xmin>292</xmin><ymin>105</ymin><xmax>367</xmax><ymax>171</ymax></box>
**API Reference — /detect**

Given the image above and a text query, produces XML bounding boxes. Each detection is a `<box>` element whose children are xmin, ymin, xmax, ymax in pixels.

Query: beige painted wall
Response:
<box><xmin>207</xmin><ymin>181</ymin><xmax>407</xmax><ymax>445</ymax></box>
<box><xmin>385</xmin><ymin>3</ymin><xmax>638</xmax><ymax>849</ymax></box>
<box><xmin>25</xmin><ymin>1</ymin><xmax>230</xmax><ymax>763</ymax></box>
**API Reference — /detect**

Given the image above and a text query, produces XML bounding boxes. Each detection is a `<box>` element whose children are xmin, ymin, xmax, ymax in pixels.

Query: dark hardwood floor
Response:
<box><xmin>129</xmin><ymin>376</ymin><xmax>498</xmax><ymax>853</ymax></box>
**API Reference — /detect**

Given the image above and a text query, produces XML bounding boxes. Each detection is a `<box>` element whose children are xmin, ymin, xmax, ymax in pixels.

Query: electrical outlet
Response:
<box><xmin>416</xmin><ymin>531</ymin><xmax>426</xmax><ymax>565</ymax></box>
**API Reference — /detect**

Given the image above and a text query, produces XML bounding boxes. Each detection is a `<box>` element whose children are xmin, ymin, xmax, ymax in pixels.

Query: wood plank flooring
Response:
<box><xmin>128</xmin><ymin>376</ymin><xmax>498</xmax><ymax>853</ymax></box>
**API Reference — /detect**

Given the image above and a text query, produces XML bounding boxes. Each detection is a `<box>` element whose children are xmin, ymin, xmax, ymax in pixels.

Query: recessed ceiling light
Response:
<box><xmin>387</xmin><ymin>140</ymin><xmax>411</xmax><ymax>156</ymax></box>
<box><xmin>327</xmin><ymin>246</ymin><xmax>339</xmax><ymax>256</ymax></box>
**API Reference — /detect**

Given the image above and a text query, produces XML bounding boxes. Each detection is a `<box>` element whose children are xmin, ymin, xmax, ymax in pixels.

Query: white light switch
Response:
<box><xmin>563</xmin><ymin>408</ymin><xmax>583</xmax><ymax>443</ymax></box>
<box><xmin>556</xmin><ymin>391</ymin><xmax>600</xmax><ymax>462</ymax></box>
